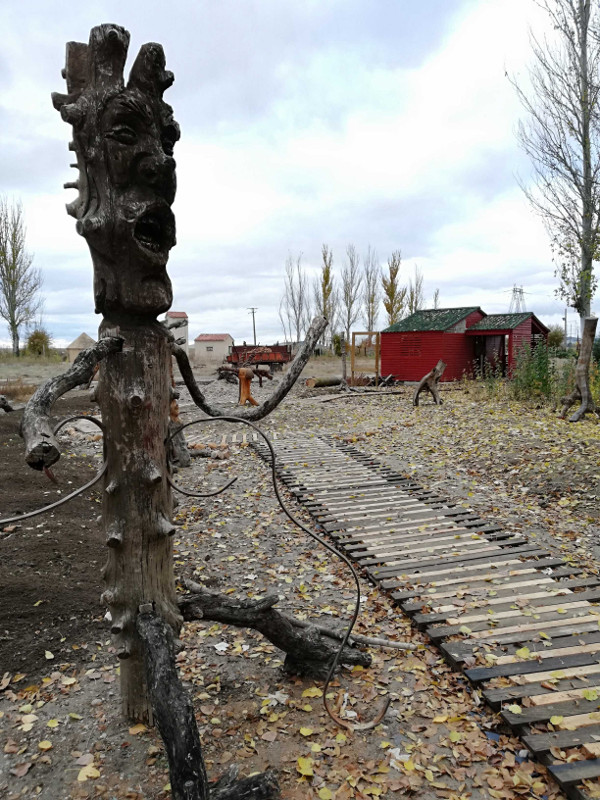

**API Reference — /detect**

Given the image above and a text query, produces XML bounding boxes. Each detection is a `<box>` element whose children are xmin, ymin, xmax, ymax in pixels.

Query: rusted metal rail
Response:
<box><xmin>253</xmin><ymin>433</ymin><xmax>600</xmax><ymax>800</ymax></box>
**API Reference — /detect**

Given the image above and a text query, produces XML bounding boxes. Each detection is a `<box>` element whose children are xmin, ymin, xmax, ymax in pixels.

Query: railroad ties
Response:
<box><xmin>253</xmin><ymin>433</ymin><xmax>600</xmax><ymax>800</ymax></box>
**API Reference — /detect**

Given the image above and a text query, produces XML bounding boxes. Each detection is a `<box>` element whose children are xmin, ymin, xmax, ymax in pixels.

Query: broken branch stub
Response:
<box><xmin>21</xmin><ymin>336</ymin><xmax>123</xmax><ymax>469</ymax></box>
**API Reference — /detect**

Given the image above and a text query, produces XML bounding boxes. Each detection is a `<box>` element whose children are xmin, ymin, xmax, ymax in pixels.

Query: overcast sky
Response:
<box><xmin>0</xmin><ymin>0</ymin><xmax>583</xmax><ymax>348</ymax></box>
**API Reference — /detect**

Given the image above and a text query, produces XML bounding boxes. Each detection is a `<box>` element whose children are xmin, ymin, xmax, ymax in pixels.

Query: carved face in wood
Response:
<box><xmin>52</xmin><ymin>25</ymin><xmax>180</xmax><ymax>318</ymax></box>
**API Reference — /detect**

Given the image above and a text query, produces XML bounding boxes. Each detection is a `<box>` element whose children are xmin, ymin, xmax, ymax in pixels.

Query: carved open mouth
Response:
<box><xmin>133</xmin><ymin>207</ymin><xmax>175</xmax><ymax>255</ymax></box>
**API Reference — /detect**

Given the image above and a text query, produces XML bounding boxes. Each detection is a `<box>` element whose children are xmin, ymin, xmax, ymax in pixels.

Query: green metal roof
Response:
<box><xmin>467</xmin><ymin>312</ymin><xmax>532</xmax><ymax>331</ymax></box>
<box><xmin>382</xmin><ymin>307</ymin><xmax>480</xmax><ymax>333</ymax></box>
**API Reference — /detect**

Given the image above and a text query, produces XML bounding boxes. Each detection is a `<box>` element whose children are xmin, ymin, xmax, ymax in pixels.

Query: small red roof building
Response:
<box><xmin>194</xmin><ymin>334</ymin><xmax>232</xmax><ymax>342</ymax></box>
<box><xmin>166</xmin><ymin>311</ymin><xmax>188</xmax><ymax>318</ymax></box>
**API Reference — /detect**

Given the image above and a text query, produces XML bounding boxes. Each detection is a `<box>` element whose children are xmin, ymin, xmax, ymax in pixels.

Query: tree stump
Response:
<box><xmin>238</xmin><ymin>367</ymin><xmax>259</xmax><ymax>406</ymax></box>
<box><xmin>560</xmin><ymin>316</ymin><xmax>598</xmax><ymax>422</ymax></box>
<box><xmin>413</xmin><ymin>359</ymin><xmax>446</xmax><ymax>406</ymax></box>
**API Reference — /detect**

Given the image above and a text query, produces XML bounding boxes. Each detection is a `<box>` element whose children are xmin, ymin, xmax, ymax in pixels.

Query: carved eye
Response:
<box><xmin>108</xmin><ymin>125</ymin><xmax>137</xmax><ymax>145</ymax></box>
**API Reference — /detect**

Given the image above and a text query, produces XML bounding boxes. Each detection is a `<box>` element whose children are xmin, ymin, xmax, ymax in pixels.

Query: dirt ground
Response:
<box><xmin>3</xmin><ymin>358</ymin><xmax>599</xmax><ymax>799</ymax></box>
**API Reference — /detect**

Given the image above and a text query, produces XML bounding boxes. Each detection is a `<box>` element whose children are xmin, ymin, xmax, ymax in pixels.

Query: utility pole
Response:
<box><xmin>563</xmin><ymin>307</ymin><xmax>568</xmax><ymax>348</ymax></box>
<box><xmin>248</xmin><ymin>307</ymin><xmax>257</xmax><ymax>346</ymax></box>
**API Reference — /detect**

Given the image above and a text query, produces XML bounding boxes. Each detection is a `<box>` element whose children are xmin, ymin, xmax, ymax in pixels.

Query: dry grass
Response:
<box><xmin>0</xmin><ymin>377</ymin><xmax>37</xmax><ymax>402</ymax></box>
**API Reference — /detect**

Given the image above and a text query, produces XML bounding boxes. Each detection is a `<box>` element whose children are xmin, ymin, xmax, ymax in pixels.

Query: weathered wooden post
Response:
<box><xmin>52</xmin><ymin>24</ymin><xmax>182</xmax><ymax>723</ymax></box>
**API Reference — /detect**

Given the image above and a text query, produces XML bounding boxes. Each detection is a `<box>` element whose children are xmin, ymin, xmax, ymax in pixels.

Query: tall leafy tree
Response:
<box><xmin>313</xmin><ymin>244</ymin><xmax>337</xmax><ymax>343</ymax></box>
<box><xmin>362</xmin><ymin>244</ymin><xmax>381</xmax><ymax>332</ymax></box>
<box><xmin>382</xmin><ymin>250</ymin><xmax>406</xmax><ymax>326</ymax></box>
<box><xmin>513</xmin><ymin>0</ymin><xmax>600</xmax><ymax>324</ymax></box>
<box><xmin>0</xmin><ymin>197</ymin><xmax>43</xmax><ymax>356</ymax></box>
<box><xmin>340</xmin><ymin>243</ymin><xmax>363</xmax><ymax>342</ymax></box>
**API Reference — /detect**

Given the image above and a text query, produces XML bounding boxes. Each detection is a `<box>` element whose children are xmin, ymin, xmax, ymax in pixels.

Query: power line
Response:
<box><xmin>248</xmin><ymin>307</ymin><xmax>257</xmax><ymax>346</ymax></box>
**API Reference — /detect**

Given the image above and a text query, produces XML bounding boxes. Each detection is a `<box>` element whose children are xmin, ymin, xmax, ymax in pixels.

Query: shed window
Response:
<box><xmin>206</xmin><ymin>346</ymin><xmax>213</xmax><ymax>352</ymax></box>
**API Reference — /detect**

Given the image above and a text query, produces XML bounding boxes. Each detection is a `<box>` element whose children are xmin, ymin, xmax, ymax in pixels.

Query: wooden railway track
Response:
<box><xmin>253</xmin><ymin>433</ymin><xmax>600</xmax><ymax>800</ymax></box>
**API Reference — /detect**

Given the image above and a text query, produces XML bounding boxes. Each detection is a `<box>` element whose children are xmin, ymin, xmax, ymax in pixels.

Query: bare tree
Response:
<box><xmin>0</xmin><ymin>198</ymin><xmax>43</xmax><ymax>356</ymax></box>
<box><xmin>340</xmin><ymin>243</ymin><xmax>363</xmax><ymax>342</ymax></box>
<box><xmin>382</xmin><ymin>250</ymin><xmax>406</xmax><ymax>326</ymax></box>
<box><xmin>432</xmin><ymin>288</ymin><xmax>440</xmax><ymax>309</ymax></box>
<box><xmin>362</xmin><ymin>244</ymin><xmax>380</xmax><ymax>332</ymax></box>
<box><xmin>513</xmin><ymin>0</ymin><xmax>600</xmax><ymax>325</ymax></box>
<box><xmin>313</xmin><ymin>244</ymin><xmax>337</xmax><ymax>344</ymax></box>
<box><xmin>407</xmin><ymin>265</ymin><xmax>424</xmax><ymax>315</ymax></box>
<box><xmin>279</xmin><ymin>251</ymin><xmax>311</xmax><ymax>343</ymax></box>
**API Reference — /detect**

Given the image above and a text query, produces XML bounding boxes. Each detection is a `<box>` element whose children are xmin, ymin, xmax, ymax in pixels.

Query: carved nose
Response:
<box><xmin>138</xmin><ymin>154</ymin><xmax>175</xmax><ymax>186</ymax></box>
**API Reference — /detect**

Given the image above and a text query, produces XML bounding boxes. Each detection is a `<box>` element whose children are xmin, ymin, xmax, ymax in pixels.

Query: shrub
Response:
<box><xmin>510</xmin><ymin>341</ymin><xmax>554</xmax><ymax>401</ymax></box>
<box><xmin>26</xmin><ymin>328</ymin><xmax>52</xmax><ymax>357</ymax></box>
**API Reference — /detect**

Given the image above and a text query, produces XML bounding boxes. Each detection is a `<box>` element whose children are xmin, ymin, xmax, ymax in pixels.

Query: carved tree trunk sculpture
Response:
<box><xmin>413</xmin><ymin>359</ymin><xmax>446</xmax><ymax>406</ymax></box>
<box><xmin>560</xmin><ymin>316</ymin><xmax>598</xmax><ymax>422</ymax></box>
<box><xmin>38</xmin><ymin>23</ymin><xmax>292</xmax><ymax>797</ymax></box>
<box><xmin>98</xmin><ymin>322</ymin><xmax>182</xmax><ymax>722</ymax></box>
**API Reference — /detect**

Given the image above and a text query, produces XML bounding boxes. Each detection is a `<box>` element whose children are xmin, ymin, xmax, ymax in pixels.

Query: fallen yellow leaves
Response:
<box><xmin>297</xmin><ymin>756</ymin><xmax>314</xmax><ymax>777</ymax></box>
<box><xmin>77</xmin><ymin>763</ymin><xmax>100</xmax><ymax>782</ymax></box>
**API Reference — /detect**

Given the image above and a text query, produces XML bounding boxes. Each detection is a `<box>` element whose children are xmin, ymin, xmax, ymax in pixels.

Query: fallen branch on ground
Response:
<box><xmin>180</xmin><ymin>579</ymin><xmax>371</xmax><ymax>678</ymax></box>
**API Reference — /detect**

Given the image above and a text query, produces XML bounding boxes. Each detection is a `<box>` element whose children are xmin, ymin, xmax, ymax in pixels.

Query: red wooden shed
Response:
<box><xmin>380</xmin><ymin>307</ymin><xmax>549</xmax><ymax>381</ymax></box>
<box><xmin>380</xmin><ymin>307</ymin><xmax>485</xmax><ymax>381</ymax></box>
<box><xmin>466</xmin><ymin>312</ymin><xmax>549</xmax><ymax>376</ymax></box>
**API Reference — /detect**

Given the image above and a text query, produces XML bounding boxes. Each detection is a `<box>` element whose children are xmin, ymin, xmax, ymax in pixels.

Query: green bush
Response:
<box><xmin>510</xmin><ymin>341</ymin><xmax>554</xmax><ymax>401</ymax></box>
<box><xmin>26</xmin><ymin>328</ymin><xmax>52</xmax><ymax>357</ymax></box>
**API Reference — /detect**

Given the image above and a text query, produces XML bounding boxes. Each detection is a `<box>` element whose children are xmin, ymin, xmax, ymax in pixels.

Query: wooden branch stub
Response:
<box><xmin>20</xmin><ymin>336</ymin><xmax>123</xmax><ymax>470</ymax></box>
<box><xmin>172</xmin><ymin>315</ymin><xmax>327</xmax><ymax>421</ymax></box>
<box><xmin>180</xmin><ymin>580</ymin><xmax>371</xmax><ymax>678</ymax></box>
<box><xmin>0</xmin><ymin>395</ymin><xmax>14</xmax><ymax>413</ymax></box>
<box><xmin>413</xmin><ymin>359</ymin><xmax>446</xmax><ymax>406</ymax></box>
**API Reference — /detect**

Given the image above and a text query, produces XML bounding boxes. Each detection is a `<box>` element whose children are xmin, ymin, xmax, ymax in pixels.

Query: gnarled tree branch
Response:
<box><xmin>21</xmin><ymin>336</ymin><xmax>123</xmax><ymax>470</ymax></box>
<box><xmin>137</xmin><ymin>611</ymin><xmax>280</xmax><ymax>800</ymax></box>
<box><xmin>172</xmin><ymin>316</ymin><xmax>327</xmax><ymax>421</ymax></box>
<box><xmin>180</xmin><ymin>579</ymin><xmax>371</xmax><ymax>678</ymax></box>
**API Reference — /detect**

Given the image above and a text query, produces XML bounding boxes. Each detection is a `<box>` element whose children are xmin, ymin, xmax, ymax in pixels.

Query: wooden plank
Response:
<box><xmin>383</xmin><ymin>557</ymin><xmax>550</xmax><ymax>590</ymax></box>
<box><xmin>421</xmin><ymin>583</ymin><xmax>600</xmax><ymax>618</ymax></box>
<box><xmin>483</xmin><ymin>678</ymin><xmax>598</xmax><ymax>710</ymax></box>
<box><xmin>512</xmin><ymin>663</ymin><xmax>600</xmax><ymax>685</ymax></box>
<box><xmin>373</xmin><ymin>545</ymin><xmax>548</xmax><ymax>584</ymax></box>
<box><xmin>398</xmin><ymin>572</ymin><xmax>572</xmax><ymax>608</ymax></box>
<box><xmin>444</xmin><ymin>598</ymin><xmax>593</xmax><ymax>627</ymax></box>
<box><xmin>549</xmin><ymin>758</ymin><xmax>600</xmax><ymax>786</ymax></box>
<box><xmin>522</xmin><ymin>724</ymin><xmax>600</xmax><ymax>756</ymax></box>
<box><xmin>354</xmin><ymin>533</ymin><xmax>512</xmax><ymax>565</ymax></box>
<box><xmin>463</xmin><ymin>653</ymin><xmax>600</xmax><ymax>684</ymax></box>
<box><xmin>501</xmin><ymin>697</ymin><xmax>600</xmax><ymax>727</ymax></box>
<box><xmin>357</xmin><ymin>539</ymin><xmax>525</xmax><ymax>568</ymax></box>
<box><xmin>528</xmin><ymin>684</ymin><xmax>600</xmax><ymax>706</ymax></box>
<box><xmin>497</xmin><ymin>628</ymin><xmax>599</xmax><ymax>665</ymax></box>
<box><xmin>439</xmin><ymin>613</ymin><xmax>600</xmax><ymax>643</ymax></box>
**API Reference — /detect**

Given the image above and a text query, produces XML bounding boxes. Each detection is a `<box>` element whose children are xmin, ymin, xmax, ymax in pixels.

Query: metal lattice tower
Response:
<box><xmin>509</xmin><ymin>285</ymin><xmax>526</xmax><ymax>313</ymax></box>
